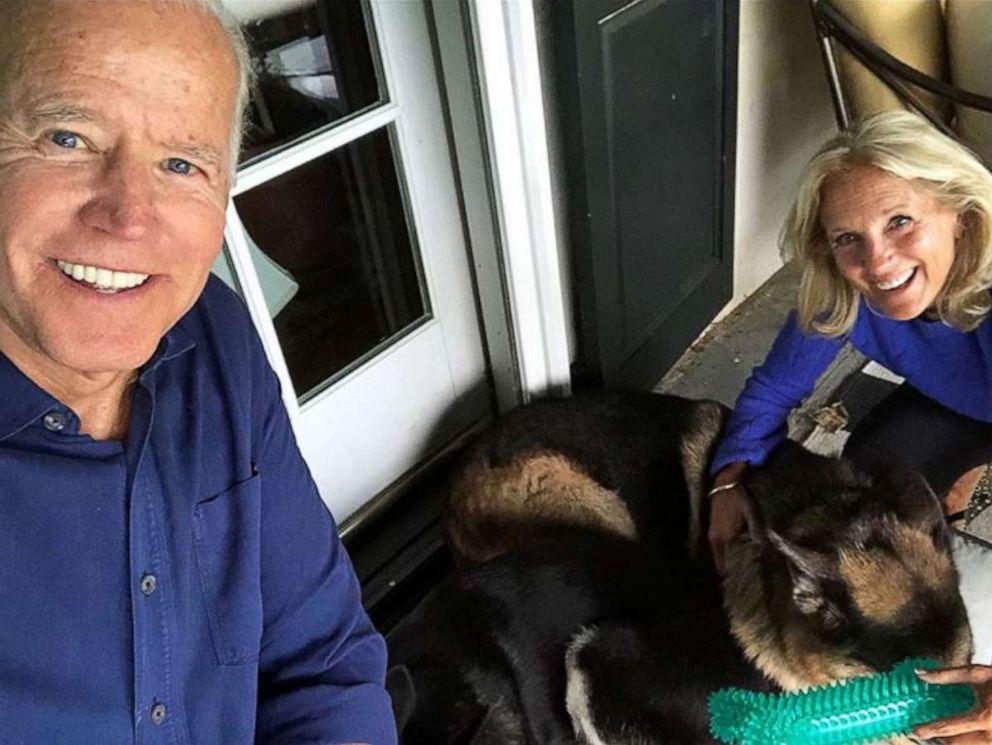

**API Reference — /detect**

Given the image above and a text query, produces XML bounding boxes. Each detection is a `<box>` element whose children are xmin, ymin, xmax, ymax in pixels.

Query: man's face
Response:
<box><xmin>0</xmin><ymin>0</ymin><xmax>238</xmax><ymax>378</ymax></box>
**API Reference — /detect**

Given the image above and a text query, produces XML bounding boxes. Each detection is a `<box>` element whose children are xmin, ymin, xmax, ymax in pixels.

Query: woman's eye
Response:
<box><xmin>165</xmin><ymin>158</ymin><xmax>196</xmax><ymax>176</ymax></box>
<box><xmin>890</xmin><ymin>215</ymin><xmax>912</xmax><ymax>229</ymax></box>
<box><xmin>833</xmin><ymin>233</ymin><xmax>858</xmax><ymax>249</ymax></box>
<box><xmin>50</xmin><ymin>130</ymin><xmax>80</xmax><ymax>149</ymax></box>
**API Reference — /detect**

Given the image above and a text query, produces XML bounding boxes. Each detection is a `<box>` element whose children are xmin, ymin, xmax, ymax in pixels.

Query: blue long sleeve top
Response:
<box><xmin>0</xmin><ymin>276</ymin><xmax>396</xmax><ymax>744</ymax></box>
<box><xmin>711</xmin><ymin>304</ymin><xmax>992</xmax><ymax>474</ymax></box>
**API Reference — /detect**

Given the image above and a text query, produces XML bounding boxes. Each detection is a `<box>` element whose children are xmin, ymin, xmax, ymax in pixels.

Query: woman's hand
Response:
<box><xmin>913</xmin><ymin>665</ymin><xmax>992</xmax><ymax>743</ymax></box>
<box><xmin>707</xmin><ymin>461</ymin><xmax>759</xmax><ymax>574</ymax></box>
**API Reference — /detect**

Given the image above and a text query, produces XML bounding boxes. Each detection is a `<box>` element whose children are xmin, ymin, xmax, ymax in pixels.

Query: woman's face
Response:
<box><xmin>818</xmin><ymin>165</ymin><xmax>962</xmax><ymax>321</ymax></box>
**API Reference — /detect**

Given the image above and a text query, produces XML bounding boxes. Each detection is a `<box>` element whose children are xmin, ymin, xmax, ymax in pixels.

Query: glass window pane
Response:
<box><xmin>233</xmin><ymin>127</ymin><xmax>427</xmax><ymax>401</ymax></box>
<box><xmin>235</xmin><ymin>0</ymin><xmax>383</xmax><ymax>162</ymax></box>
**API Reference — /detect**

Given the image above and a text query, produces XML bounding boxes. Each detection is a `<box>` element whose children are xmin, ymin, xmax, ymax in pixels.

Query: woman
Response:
<box><xmin>707</xmin><ymin>110</ymin><xmax>992</xmax><ymax>742</ymax></box>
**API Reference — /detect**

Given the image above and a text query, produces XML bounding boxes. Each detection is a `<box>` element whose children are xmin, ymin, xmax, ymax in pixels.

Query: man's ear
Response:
<box><xmin>766</xmin><ymin>529</ymin><xmax>845</xmax><ymax>630</ymax></box>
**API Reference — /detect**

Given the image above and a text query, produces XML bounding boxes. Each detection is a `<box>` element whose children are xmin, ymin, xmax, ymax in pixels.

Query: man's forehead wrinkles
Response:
<box><xmin>14</xmin><ymin>89</ymin><xmax>106</xmax><ymax>126</ymax></box>
<box><xmin>27</xmin><ymin>105</ymin><xmax>96</xmax><ymax>125</ymax></box>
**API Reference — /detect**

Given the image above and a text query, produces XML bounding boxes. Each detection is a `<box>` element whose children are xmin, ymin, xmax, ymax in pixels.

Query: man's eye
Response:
<box><xmin>50</xmin><ymin>130</ymin><xmax>80</xmax><ymax>149</ymax></box>
<box><xmin>165</xmin><ymin>158</ymin><xmax>196</xmax><ymax>176</ymax></box>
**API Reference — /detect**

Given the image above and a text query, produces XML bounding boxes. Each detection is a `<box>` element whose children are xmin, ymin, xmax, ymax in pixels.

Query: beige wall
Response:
<box><xmin>731</xmin><ymin>0</ymin><xmax>837</xmax><ymax>303</ymax></box>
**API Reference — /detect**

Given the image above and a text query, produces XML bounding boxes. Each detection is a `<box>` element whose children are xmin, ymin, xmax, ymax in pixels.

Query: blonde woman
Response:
<box><xmin>707</xmin><ymin>111</ymin><xmax>992</xmax><ymax>741</ymax></box>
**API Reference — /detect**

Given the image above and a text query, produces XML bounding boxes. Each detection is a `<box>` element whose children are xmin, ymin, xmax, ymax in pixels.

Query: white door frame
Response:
<box><xmin>223</xmin><ymin>0</ymin><xmax>495</xmax><ymax>524</ymax></box>
<box><xmin>432</xmin><ymin>0</ymin><xmax>572</xmax><ymax>411</ymax></box>
<box><xmin>220</xmin><ymin>0</ymin><xmax>571</xmax><ymax>526</ymax></box>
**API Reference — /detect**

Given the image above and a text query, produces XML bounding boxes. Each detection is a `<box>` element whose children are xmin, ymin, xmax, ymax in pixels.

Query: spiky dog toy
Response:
<box><xmin>708</xmin><ymin>658</ymin><xmax>975</xmax><ymax>745</ymax></box>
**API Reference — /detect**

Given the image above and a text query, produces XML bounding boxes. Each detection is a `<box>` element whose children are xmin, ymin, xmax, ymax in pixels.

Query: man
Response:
<box><xmin>0</xmin><ymin>1</ymin><xmax>395</xmax><ymax>742</ymax></box>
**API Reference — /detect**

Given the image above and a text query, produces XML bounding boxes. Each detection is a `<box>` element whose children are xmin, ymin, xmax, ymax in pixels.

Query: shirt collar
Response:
<box><xmin>0</xmin><ymin>354</ymin><xmax>62</xmax><ymax>442</ymax></box>
<box><xmin>142</xmin><ymin>322</ymin><xmax>196</xmax><ymax>374</ymax></box>
<box><xmin>0</xmin><ymin>324</ymin><xmax>196</xmax><ymax>441</ymax></box>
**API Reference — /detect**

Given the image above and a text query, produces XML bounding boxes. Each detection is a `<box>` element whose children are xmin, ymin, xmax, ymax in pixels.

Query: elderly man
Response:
<box><xmin>0</xmin><ymin>1</ymin><xmax>395</xmax><ymax>743</ymax></box>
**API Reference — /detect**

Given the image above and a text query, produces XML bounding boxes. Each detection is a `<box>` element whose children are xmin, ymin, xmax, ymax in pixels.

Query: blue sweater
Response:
<box><xmin>711</xmin><ymin>304</ymin><xmax>992</xmax><ymax>474</ymax></box>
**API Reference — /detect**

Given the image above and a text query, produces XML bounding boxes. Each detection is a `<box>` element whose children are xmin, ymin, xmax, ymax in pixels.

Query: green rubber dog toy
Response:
<box><xmin>709</xmin><ymin>658</ymin><xmax>975</xmax><ymax>745</ymax></box>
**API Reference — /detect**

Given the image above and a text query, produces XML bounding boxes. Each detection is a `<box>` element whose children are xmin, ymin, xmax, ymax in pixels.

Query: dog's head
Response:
<box><xmin>727</xmin><ymin>443</ymin><xmax>972</xmax><ymax>689</ymax></box>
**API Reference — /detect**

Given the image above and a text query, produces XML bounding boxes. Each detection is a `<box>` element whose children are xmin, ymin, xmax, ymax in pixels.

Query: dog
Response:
<box><xmin>445</xmin><ymin>392</ymin><xmax>724</xmax><ymax>563</ymax></box>
<box><xmin>388</xmin><ymin>392</ymin><xmax>972</xmax><ymax>744</ymax></box>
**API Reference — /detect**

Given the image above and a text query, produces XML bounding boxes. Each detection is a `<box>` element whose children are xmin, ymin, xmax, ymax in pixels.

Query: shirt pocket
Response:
<box><xmin>192</xmin><ymin>474</ymin><xmax>263</xmax><ymax>666</ymax></box>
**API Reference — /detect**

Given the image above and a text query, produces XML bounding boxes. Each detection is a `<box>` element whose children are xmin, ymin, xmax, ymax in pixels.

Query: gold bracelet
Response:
<box><xmin>707</xmin><ymin>481</ymin><xmax>740</xmax><ymax>498</ymax></box>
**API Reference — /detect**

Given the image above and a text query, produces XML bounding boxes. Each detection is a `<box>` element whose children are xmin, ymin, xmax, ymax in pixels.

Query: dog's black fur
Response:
<box><xmin>387</xmin><ymin>392</ymin><xmax>970</xmax><ymax>744</ymax></box>
<box><xmin>387</xmin><ymin>529</ymin><xmax>761</xmax><ymax>745</ymax></box>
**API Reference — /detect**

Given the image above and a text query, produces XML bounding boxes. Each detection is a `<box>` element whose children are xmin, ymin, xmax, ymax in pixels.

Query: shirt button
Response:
<box><xmin>150</xmin><ymin>702</ymin><xmax>167</xmax><ymax>726</ymax></box>
<box><xmin>42</xmin><ymin>411</ymin><xmax>67</xmax><ymax>432</ymax></box>
<box><xmin>139</xmin><ymin>574</ymin><xmax>157</xmax><ymax>596</ymax></box>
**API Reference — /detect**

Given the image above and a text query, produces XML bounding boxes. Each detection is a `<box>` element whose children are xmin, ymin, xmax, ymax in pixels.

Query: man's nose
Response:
<box><xmin>78</xmin><ymin>152</ymin><xmax>155</xmax><ymax>240</ymax></box>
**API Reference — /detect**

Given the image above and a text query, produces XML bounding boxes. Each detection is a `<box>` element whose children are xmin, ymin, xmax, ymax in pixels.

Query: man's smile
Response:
<box><xmin>55</xmin><ymin>258</ymin><xmax>151</xmax><ymax>293</ymax></box>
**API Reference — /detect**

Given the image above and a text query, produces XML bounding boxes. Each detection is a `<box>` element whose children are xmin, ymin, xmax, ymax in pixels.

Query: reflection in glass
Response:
<box><xmin>237</xmin><ymin>0</ymin><xmax>383</xmax><ymax>162</ymax></box>
<box><xmin>234</xmin><ymin>127</ymin><xmax>427</xmax><ymax>400</ymax></box>
<box><xmin>212</xmin><ymin>240</ymin><xmax>299</xmax><ymax>318</ymax></box>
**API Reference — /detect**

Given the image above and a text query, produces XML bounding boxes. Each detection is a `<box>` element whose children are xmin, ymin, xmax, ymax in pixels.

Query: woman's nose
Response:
<box><xmin>78</xmin><ymin>151</ymin><xmax>155</xmax><ymax>240</ymax></box>
<box><xmin>861</xmin><ymin>234</ymin><xmax>894</xmax><ymax>271</ymax></box>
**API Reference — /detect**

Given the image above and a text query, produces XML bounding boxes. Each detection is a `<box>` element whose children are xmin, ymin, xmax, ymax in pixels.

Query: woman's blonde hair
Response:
<box><xmin>783</xmin><ymin>110</ymin><xmax>992</xmax><ymax>336</ymax></box>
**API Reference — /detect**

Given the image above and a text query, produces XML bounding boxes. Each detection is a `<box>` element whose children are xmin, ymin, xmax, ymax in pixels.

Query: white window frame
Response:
<box><xmin>432</xmin><ymin>0</ymin><xmax>572</xmax><ymax>410</ymax></box>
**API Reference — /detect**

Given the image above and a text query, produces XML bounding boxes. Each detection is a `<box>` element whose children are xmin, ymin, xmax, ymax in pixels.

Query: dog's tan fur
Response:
<box><xmin>842</xmin><ymin>549</ymin><xmax>917</xmax><ymax>624</ymax></box>
<box><xmin>722</xmin><ymin>525</ymin><xmax>968</xmax><ymax>745</ymax></box>
<box><xmin>839</xmin><ymin>523</ymin><xmax>951</xmax><ymax>621</ymax></box>
<box><xmin>720</xmin><ymin>509</ymin><xmax>971</xmax><ymax>693</ymax></box>
<box><xmin>448</xmin><ymin>397</ymin><xmax>727</xmax><ymax>563</ymax></box>
<box><xmin>722</xmin><ymin>539</ymin><xmax>872</xmax><ymax>690</ymax></box>
<box><xmin>448</xmin><ymin>453</ymin><xmax>637</xmax><ymax>563</ymax></box>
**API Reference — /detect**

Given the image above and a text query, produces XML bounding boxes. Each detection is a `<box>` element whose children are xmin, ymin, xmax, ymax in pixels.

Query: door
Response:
<box><xmin>558</xmin><ymin>0</ymin><xmax>738</xmax><ymax>388</ymax></box>
<box><xmin>214</xmin><ymin>0</ymin><xmax>491</xmax><ymax>525</ymax></box>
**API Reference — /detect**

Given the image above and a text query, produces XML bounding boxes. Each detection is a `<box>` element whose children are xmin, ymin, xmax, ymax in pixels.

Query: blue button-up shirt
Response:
<box><xmin>0</xmin><ymin>276</ymin><xmax>396</xmax><ymax>744</ymax></box>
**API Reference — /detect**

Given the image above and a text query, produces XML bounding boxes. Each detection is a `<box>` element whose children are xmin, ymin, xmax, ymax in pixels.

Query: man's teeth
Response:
<box><xmin>874</xmin><ymin>268</ymin><xmax>915</xmax><ymax>291</ymax></box>
<box><xmin>56</xmin><ymin>260</ymin><xmax>149</xmax><ymax>292</ymax></box>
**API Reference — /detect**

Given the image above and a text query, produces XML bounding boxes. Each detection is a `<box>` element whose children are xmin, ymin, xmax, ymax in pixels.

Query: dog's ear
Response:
<box><xmin>386</xmin><ymin>665</ymin><xmax>417</xmax><ymax>734</ymax></box>
<box><xmin>766</xmin><ymin>529</ymin><xmax>845</xmax><ymax>630</ymax></box>
<box><xmin>880</xmin><ymin>467</ymin><xmax>943</xmax><ymax>522</ymax></box>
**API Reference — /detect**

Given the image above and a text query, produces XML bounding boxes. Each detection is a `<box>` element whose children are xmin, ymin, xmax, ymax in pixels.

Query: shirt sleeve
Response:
<box><xmin>250</xmin><ymin>341</ymin><xmax>396</xmax><ymax>745</ymax></box>
<box><xmin>710</xmin><ymin>311</ymin><xmax>844</xmax><ymax>474</ymax></box>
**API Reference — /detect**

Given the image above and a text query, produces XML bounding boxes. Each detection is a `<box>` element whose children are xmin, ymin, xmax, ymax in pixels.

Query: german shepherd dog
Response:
<box><xmin>387</xmin><ymin>392</ymin><xmax>972</xmax><ymax>744</ymax></box>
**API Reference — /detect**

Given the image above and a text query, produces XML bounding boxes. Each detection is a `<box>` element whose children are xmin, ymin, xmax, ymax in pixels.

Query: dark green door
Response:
<box><xmin>558</xmin><ymin>0</ymin><xmax>738</xmax><ymax>388</ymax></box>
